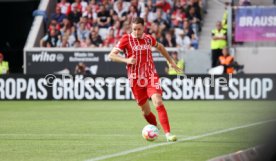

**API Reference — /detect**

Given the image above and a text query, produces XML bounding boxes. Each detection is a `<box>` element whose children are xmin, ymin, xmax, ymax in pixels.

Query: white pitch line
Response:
<box><xmin>85</xmin><ymin>119</ymin><xmax>276</xmax><ymax>161</ymax></box>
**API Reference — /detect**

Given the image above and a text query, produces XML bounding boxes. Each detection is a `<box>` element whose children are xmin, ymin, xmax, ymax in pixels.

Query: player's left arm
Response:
<box><xmin>155</xmin><ymin>42</ymin><xmax>182</xmax><ymax>73</ymax></box>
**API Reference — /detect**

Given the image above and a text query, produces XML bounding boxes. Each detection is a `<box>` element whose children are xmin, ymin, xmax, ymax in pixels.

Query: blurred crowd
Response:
<box><xmin>40</xmin><ymin>0</ymin><xmax>206</xmax><ymax>50</ymax></box>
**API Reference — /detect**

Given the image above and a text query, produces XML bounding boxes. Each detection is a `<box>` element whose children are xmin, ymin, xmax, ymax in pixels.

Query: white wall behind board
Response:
<box><xmin>235</xmin><ymin>47</ymin><xmax>276</xmax><ymax>73</ymax></box>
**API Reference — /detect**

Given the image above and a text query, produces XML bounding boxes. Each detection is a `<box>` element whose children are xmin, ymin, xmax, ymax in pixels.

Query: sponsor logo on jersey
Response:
<box><xmin>132</xmin><ymin>45</ymin><xmax>151</xmax><ymax>51</ymax></box>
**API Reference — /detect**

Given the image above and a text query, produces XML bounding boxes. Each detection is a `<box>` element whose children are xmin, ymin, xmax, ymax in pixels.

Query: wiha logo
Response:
<box><xmin>32</xmin><ymin>52</ymin><xmax>64</xmax><ymax>62</ymax></box>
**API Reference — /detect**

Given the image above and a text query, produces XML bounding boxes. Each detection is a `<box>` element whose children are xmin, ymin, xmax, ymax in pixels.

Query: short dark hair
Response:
<box><xmin>132</xmin><ymin>17</ymin><xmax>144</xmax><ymax>26</ymax></box>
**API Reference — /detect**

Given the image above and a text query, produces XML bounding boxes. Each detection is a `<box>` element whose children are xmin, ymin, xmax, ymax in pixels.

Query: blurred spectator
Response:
<box><xmin>162</xmin><ymin>30</ymin><xmax>176</xmax><ymax>47</ymax></box>
<box><xmin>181</xmin><ymin>19</ymin><xmax>199</xmax><ymax>49</ymax></box>
<box><xmin>171</xmin><ymin>7</ymin><xmax>186</xmax><ymax>28</ymax></box>
<box><xmin>74</xmin><ymin>40</ymin><xmax>81</xmax><ymax>48</ymax></box>
<box><xmin>200</xmin><ymin>0</ymin><xmax>208</xmax><ymax>14</ymax></box>
<box><xmin>103</xmin><ymin>28</ymin><xmax>116</xmax><ymax>47</ymax></box>
<box><xmin>173</xmin><ymin>0</ymin><xmax>183</xmax><ymax>9</ymax></box>
<box><xmin>48</xmin><ymin>19</ymin><xmax>61</xmax><ymax>32</ymax></box>
<box><xmin>57</xmin><ymin>0</ymin><xmax>71</xmax><ymax>15</ymax></box>
<box><xmin>182</xmin><ymin>19</ymin><xmax>195</xmax><ymax>38</ymax></box>
<box><xmin>0</xmin><ymin>52</ymin><xmax>9</xmax><ymax>75</ymax></box>
<box><xmin>102</xmin><ymin>0</ymin><xmax>114</xmax><ymax>11</ymax></box>
<box><xmin>127</xmin><ymin>5</ymin><xmax>138</xmax><ymax>23</ymax></box>
<box><xmin>88</xmin><ymin>0</ymin><xmax>99</xmax><ymax>13</ymax></box>
<box><xmin>142</xmin><ymin>13</ymin><xmax>152</xmax><ymax>34</ymax></box>
<box><xmin>218</xmin><ymin>47</ymin><xmax>234</xmax><ymax>74</ymax></box>
<box><xmin>82</xmin><ymin>5</ymin><xmax>98</xmax><ymax>26</ymax></box>
<box><xmin>51</xmin><ymin>6</ymin><xmax>66</xmax><ymax>23</ymax></box>
<box><xmin>130</xmin><ymin>0</ymin><xmax>139</xmax><ymax>8</ymax></box>
<box><xmin>176</xmin><ymin>30</ymin><xmax>192</xmax><ymax>50</ymax></box>
<box><xmin>109</xmin><ymin>9</ymin><xmax>119</xmax><ymax>26</ymax></box>
<box><xmin>68</xmin><ymin>4</ymin><xmax>82</xmax><ymax>25</ymax></box>
<box><xmin>137</xmin><ymin>0</ymin><xmax>146</xmax><ymax>17</ymax></box>
<box><xmin>114</xmin><ymin>0</ymin><xmax>130</xmax><ymax>12</ymax></box>
<box><xmin>121</xmin><ymin>21</ymin><xmax>131</xmax><ymax>35</ymax></box>
<box><xmin>165</xmin><ymin>52</ymin><xmax>184</xmax><ymax>75</ymax></box>
<box><xmin>79</xmin><ymin>16</ymin><xmax>92</xmax><ymax>30</ymax></box>
<box><xmin>40</xmin><ymin>29</ymin><xmax>60</xmax><ymax>47</ymax></box>
<box><xmin>76</xmin><ymin>22</ymin><xmax>89</xmax><ymax>44</ymax></box>
<box><xmin>140</xmin><ymin>5</ymin><xmax>155</xmax><ymax>22</ymax></box>
<box><xmin>153</xmin><ymin>8</ymin><xmax>169</xmax><ymax>32</ymax></box>
<box><xmin>146</xmin><ymin>0</ymin><xmax>156</xmax><ymax>13</ymax></box>
<box><xmin>71</xmin><ymin>0</ymin><xmax>88</xmax><ymax>13</ymax></box>
<box><xmin>81</xmin><ymin>38</ymin><xmax>93</xmax><ymax>47</ymax></box>
<box><xmin>211</xmin><ymin>21</ymin><xmax>227</xmax><ymax>67</ymax></box>
<box><xmin>149</xmin><ymin>22</ymin><xmax>161</xmax><ymax>38</ymax></box>
<box><xmin>111</xmin><ymin>21</ymin><xmax>123</xmax><ymax>39</ymax></box>
<box><xmin>167</xmin><ymin>0</ymin><xmax>174</xmax><ymax>7</ymax></box>
<box><xmin>274</xmin><ymin>0</ymin><xmax>276</xmax><ymax>5</ymax></box>
<box><xmin>88</xmin><ymin>28</ymin><xmax>103</xmax><ymax>47</ymax></box>
<box><xmin>191</xmin><ymin>34</ymin><xmax>199</xmax><ymax>49</ymax></box>
<box><xmin>60</xmin><ymin>17</ymin><xmax>72</xmax><ymax>35</ymax></box>
<box><xmin>114</xmin><ymin>1</ymin><xmax>128</xmax><ymax>24</ymax></box>
<box><xmin>145</xmin><ymin>0</ymin><xmax>157</xmax><ymax>22</ymax></box>
<box><xmin>156</xmin><ymin>0</ymin><xmax>171</xmax><ymax>13</ymax></box>
<box><xmin>63</xmin><ymin>27</ymin><xmax>76</xmax><ymax>47</ymax></box>
<box><xmin>97</xmin><ymin>5</ymin><xmax>111</xmax><ymax>28</ymax></box>
<box><xmin>187</xmin><ymin>0</ymin><xmax>202</xmax><ymax>21</ymax></box>
<box><xmin>57</xmin><ymin>35</ymin><xmax>70</xmax><ymax>47</ymax></box>
<box><xmin>187</xmin><ymin>6</ymin><xmax>201</xmax><ymax>35</ymax></box>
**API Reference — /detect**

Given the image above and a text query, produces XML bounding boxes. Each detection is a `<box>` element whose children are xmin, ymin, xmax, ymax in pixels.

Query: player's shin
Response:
<box><xmin>156</xmin><ymin>105</ymin><xmax>170</xmax><ymax>133</ymax></box>
<box><xmin>144</xmin><ymin>112</ymin><xmax>157</xmax><ymax>126</ymax></box>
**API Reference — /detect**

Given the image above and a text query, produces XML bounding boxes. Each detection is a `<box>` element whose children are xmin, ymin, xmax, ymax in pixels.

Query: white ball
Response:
<box><xmin>142</xmin><ymin>124</ymin><xmax>159</xmax><ymax>141</ymax></box>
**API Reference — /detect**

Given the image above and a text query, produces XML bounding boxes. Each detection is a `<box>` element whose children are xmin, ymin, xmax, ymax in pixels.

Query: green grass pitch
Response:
<box><xmin>0</xmin><ymin>101</ymin><xmax>276</xmax><ymax>161</ymax></box>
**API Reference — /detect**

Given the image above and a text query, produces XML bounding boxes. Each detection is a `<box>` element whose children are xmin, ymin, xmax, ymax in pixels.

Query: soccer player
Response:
<box><xmin>108</xmin><ymin>17</ymin><xmax>182</xmax><ymax>142</ymax></box>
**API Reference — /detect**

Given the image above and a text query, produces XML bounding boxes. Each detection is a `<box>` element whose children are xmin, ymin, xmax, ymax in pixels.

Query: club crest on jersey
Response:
<box><xmin>133</xmin><ymin>45</ymin><xmax>151</xmax><ymax>51</ymax></box>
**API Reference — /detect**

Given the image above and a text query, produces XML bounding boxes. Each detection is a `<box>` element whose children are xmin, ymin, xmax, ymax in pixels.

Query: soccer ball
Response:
<box><xmin>142</xmin><ymin>124</ymin><xmax>159</xmax><ymax>141</ymax></box>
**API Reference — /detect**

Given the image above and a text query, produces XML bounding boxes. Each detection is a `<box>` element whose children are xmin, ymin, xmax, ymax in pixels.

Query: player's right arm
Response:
<box><xmin>108</xmin><ymin>35</ymin><xmax>136</xmax><ymax>65</ymax></box>
<box><xmin>108</xmin><ymin>49</ymin><xmax>136</xmax><ymax>64</ymax></box>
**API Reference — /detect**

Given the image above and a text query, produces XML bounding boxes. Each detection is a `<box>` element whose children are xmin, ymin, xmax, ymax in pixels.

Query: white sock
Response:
<box><xmin>165</xmin><ymin>133</ymin><xmax>170</xmax><ymax>137</ymax></box>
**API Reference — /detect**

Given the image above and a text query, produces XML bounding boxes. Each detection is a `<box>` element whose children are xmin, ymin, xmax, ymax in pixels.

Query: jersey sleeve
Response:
<box><xmin>148</xmin><ymin>34</ymin><xmax>157</xmax><ymax>47</ymax></box>
<box><xmin>114</xmin><ymin>34</ymin><xmax>128</xmax><ymax>52</ymax></box>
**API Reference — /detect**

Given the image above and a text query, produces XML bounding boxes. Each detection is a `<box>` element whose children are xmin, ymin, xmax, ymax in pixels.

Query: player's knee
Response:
<box><xmin>141</xmin><ymin>109</ymin><xmax>150</xmax><ymax>116</ymax></box>
<box><xmin>151</xmin><ymin>94</ymin><xmax>163</xmax><ymax>107</ymax></box>
<box><xmin>140</xmin><ymin>106</ymin><xmax>151</xmax><ymax>115</ymax></box>
<box><xmin>153</xmin><ymin>99</ymin><xmax>163</xmax><ymax>107</ymax></box>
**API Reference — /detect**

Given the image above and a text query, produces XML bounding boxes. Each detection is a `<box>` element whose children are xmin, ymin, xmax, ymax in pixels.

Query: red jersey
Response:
<box><xmin>115</xmin><ymin>34</ymin><xmax>158</xmax><ymax>79</ymax></box>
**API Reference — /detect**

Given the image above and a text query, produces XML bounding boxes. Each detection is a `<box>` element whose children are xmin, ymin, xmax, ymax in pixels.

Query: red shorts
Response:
<box><xmin>130</xmin><ymin>76</ymin><xmax>163</xmax><ymax>106</ymax></box>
